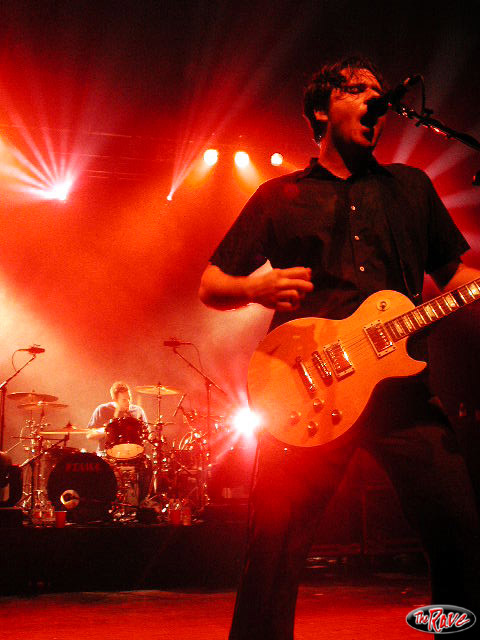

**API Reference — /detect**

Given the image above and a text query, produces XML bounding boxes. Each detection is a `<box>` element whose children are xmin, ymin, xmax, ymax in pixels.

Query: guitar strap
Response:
<box><xmin>380</xmin><ymin>174</ymin><xmax>423</xmax><ymax>305</ymax></box>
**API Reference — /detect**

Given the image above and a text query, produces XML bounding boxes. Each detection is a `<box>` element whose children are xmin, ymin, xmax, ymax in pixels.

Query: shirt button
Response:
<box><xmin>350</xmin><ymin>204</ymin><xmax>356</xmax><ymax>211</ymax></box>
<box><xmin>354</xmin><ymin>235</ymin><xmax>360</xmax><ymax>241</ymax></box>
<box><xmin>359</xmin><ymin>266</ymin><xmax>365</xmax><ymax>272</ymax></box>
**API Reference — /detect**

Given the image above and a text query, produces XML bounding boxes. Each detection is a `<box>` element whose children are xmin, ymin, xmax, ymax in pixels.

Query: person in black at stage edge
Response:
<box><xmin>198</xmin><ymin>55</ymin><xmax>480</xmax><ymax>639</ymax></box>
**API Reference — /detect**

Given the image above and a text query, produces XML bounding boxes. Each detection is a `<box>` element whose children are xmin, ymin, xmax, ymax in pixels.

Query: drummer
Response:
<box><xmin>86</xmin><ymin>381</ymin><xmax>148</xmax><ymax>452</ymax></box>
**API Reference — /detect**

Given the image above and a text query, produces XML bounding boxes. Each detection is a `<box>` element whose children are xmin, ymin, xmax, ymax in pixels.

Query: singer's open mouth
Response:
<box><xmin>360</xmin><ymin>111</ymin><xmax>378</xmax><ymax>129</ymax></box>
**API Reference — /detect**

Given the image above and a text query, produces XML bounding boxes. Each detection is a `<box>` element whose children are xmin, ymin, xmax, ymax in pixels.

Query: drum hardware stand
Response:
<box><xmin>0</xmin><ymin>352</ymin><xmax>38</xmax><ymax>451</ymax></box>
<box><xmin>168</xmin><ymin>345</ymin><xmax>228</xmax><ymax>512</ymax></box>
<box><xmin>19</xmin><ymin>435</ymin><xmax>69</xmax><ymax>519</ymax></box>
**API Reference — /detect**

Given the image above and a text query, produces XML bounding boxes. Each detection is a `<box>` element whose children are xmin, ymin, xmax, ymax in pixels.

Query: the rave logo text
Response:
<box><xmin>406</xmin><ymin>605</ymin><xmax>476</xmax><ymax>634</ymax></box>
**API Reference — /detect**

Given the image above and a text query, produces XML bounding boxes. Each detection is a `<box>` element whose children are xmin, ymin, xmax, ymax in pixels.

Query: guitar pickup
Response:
<box><xmin>364</xmin><ymin>321</ymin><xmax>396</xmax><ymax>358</ymax></box>
<box><xmin>324</xmin><ymin>341</ymin><xmax>354</xmax><ymax>379</ymax></box>
<box><xmin>295</xmin><ymin>356</ymin><xmax>316</xmax><ymax>396</ymax></box>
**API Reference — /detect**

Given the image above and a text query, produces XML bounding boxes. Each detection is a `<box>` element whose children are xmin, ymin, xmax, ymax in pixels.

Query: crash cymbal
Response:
<box><xmin>8</xmin><ymin>391</ymin><xmax>58</xmax><ymax>403</ymax></box>
<box><xmin>18</xmin><ymin>401</ymin><xmax>68</xmax><ymax>410</ymax></box>
<box><xmin>135</xmin><ymin>384</ymin><xmax>181</xmax><ymax>396</ymax></box>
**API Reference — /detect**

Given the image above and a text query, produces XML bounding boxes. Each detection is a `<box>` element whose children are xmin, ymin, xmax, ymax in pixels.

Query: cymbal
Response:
<box><xmin>135</xmin><ymin>384</ymin><xmax>181</xmax><ymax>396</ymax></box>
<box><xmin>39</xmin><ymin>426</ymin><xmax>90</xmax><ymax>435</ymax></box>
<box><xmin>18</xmin><ymin>401</ymin><xmax>68</xmax><ymax>410</ymax></box>
<box><xmin>8</xmin><ymin>391</ymin><xmax>58</xmax><ymax>403</ymax></box>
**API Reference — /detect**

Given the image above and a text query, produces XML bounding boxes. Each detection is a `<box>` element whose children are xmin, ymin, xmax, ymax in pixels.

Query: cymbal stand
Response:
<box><xmin>0</xmin><ymin>353</ymin><xmax>38</xmax><ymax>450</ymax></box>
<box><xmin>19</xmin><ymin>433</ymin><xmax>69</xmax><ymax>518</ymax></box>
<box><xmin>169</xmin><ymin>346</ymin><xmax>228</xmax><ymax>510</ymax></box>
<box><xmin>145</xmin><ymin>387</ymin><xmax>173</xmax><ymax>504</ymax></box>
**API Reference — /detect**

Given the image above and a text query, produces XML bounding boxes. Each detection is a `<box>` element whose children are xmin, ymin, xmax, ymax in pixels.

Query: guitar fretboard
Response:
<box><xmin>385</xmin><ymin>279</ymin><xmax>480</xmax><ymax>341</ymax></box>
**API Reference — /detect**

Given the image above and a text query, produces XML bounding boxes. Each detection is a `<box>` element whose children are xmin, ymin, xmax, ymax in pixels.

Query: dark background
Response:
<box><xmin>1</xmin><ymin>1</ymin><xmax>480</xmax><ymax>462</ymax></box>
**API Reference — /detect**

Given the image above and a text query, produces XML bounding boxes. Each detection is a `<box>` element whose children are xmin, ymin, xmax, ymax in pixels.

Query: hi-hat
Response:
<box><xmin>18</xmin><ymin>401</ymin><xmax>68</xmax><ymax>410</ymax></box>
<box><xmin>39</xmin><ymin>425</ymin><xmax>90</xmax><ymax>435</ymax></box>
<box><xmin>38</xmin><ymin>423</ymin><xmax>91</xmax><ymax>436</ymax></box>
<box><xmin>135</xmin><ymin>384</ymin><xmax>181</xmax><ymax>396</ymax></box>
<box><xmin>8</xmin><ymin>391</ymin><xmax>58</xmax><ymax>403</ymax></box>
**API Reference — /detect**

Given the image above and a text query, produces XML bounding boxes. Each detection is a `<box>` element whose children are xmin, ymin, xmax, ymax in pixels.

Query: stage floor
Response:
<box><xmin>0</xmin><ymin>574</ymin><xmax>430</xmax><ymax>639</ymax></box>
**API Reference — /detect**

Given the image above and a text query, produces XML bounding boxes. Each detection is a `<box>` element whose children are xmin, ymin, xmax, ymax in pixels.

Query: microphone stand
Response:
<box><xmin>171</xmin><ymin>346</ymin><xmax>227</xmax><ymax>508</ymax></box>
<box><xmin>0</xmin><ymin>354</ymin><xmax>37</xmax><ymax>450</ymax></box>
<box><xmin>393</xmin><ymin>102</ymin><xmax>480</xmax><ymax>178</ymax></box>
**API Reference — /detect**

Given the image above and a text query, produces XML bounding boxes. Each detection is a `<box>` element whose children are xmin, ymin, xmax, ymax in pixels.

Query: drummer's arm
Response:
<box><xmin>86</xmin><ymin>427</ymin><xmax>105</xmax><ymax>440</ymax></box>
<box><xmin>86</xmin><ymin>406</ymin><xmax>106</xmax><ymax>439</ymax></box>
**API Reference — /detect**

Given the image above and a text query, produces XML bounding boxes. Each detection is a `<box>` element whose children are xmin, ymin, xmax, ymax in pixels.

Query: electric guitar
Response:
<box><xmin>247</xmin><ymin>279</ymin><xmax>480</xmax><ymax>447</ymax></box>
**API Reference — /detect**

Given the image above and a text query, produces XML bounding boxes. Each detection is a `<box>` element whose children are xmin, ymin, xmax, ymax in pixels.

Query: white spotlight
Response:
<box><xmin>232</xmin><ymin>407</ymin><xmax>261</xmax><ymax>438</ymax></box>
<box><xmin>203</xmin><ymin>149</ymin><xmax>219</xmax><ymax>166</ymax></box>
<box><xmin>271</xmin><ymin>153</ymin><xmax>283</xmax><ymax>166</ymax></box>
<box><xmin>234</xmin><ymin>151</ymin><xmax>250</xmax><ymax>169</ymax></box>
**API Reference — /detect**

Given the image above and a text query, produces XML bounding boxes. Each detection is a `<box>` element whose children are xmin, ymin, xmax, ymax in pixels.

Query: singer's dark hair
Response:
<box><xmin>110</xmin><ymin>381</ymin><xmax>132</xmax><ymax>401</ymax></box>
<box><xmin>303</xmin><ymin>55</ymin><xmax>385</xmax><ymax>142</ymax></box>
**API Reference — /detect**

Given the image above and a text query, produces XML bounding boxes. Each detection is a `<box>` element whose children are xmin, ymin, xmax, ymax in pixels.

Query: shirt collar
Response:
<box><xmin>296</xmin><ymin>157</ymin><xmax>392</xmax><ymax>181</ymax></box>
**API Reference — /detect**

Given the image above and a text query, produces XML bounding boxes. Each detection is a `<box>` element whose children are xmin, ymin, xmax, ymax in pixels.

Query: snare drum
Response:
<box><xmin>104</xmin><ymin>416</ymin><xmax>146</xmax><ymax>460</ymax></box>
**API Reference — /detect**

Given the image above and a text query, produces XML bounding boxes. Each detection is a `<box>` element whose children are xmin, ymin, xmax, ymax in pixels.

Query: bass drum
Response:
<box><xmin>47</xmin><ymin>451</ymin><xmax>117</xmax><ymax>523</ymax></box>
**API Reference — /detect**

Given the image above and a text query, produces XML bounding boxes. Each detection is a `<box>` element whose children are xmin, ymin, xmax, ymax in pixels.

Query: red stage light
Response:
<box><xmin>270</xmin><ymin>152</ymin><xmax>283</xmax><ymax>166</ymax></box>
<box><xmin>234</xmin><ymin>151</ymin><xmax>250</xmax><ymax>169</ymax></box>
<box><xmin>203</xmin><ymin>149</ymin><xmax>219</xmax><ymax>166</ymax></box>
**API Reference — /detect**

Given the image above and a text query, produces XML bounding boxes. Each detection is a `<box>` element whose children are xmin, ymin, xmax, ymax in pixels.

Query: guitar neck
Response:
<box><xmin>385</xmin><ymin>278</ymin><xmax>480</xmax><ymax>342</ymax></box>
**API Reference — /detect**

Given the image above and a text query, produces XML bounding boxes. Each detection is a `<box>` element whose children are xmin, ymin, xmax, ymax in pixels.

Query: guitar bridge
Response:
<box><xmin>294</xmin><ymin>356</ymin><xmax>316</xmax><ymax>396</ymax></box>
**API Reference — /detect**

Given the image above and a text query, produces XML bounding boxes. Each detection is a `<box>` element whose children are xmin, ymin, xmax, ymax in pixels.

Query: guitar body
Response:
<box><xmin>247</xmin><ymin>290</ymin><xmax>426</xmax><ymax>447</ymax></box>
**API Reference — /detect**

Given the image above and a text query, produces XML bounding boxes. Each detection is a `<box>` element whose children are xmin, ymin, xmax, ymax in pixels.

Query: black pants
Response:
<box><xmin>229</xmin><ymin>380</ymin><xmax>480</xmax><ymax>639</ymax></box>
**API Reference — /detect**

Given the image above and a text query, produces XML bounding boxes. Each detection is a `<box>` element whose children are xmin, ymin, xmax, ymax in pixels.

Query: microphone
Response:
<box><xmin>18</xmin><ymin>345</ymin><xmax>45</xmax><ymax>354</ymax></box>
<box><xmin>366</xmin><ymin>75</ymin><xmax>422</xmax><ymax>118</ymax></box>
<box><xmin>164</xmin><ymin>338</ymin><xmax>192</xmax><ymax>347</ymax></box>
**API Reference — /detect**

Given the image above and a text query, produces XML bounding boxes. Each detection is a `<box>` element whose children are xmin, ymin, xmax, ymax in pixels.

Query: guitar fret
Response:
<box><xmin>434</xmin><ymin>300</ymin><xmax>446</xmax><ymax>316</ymax></box>
<box><xmin>457</xmin><ymin>287</ymin><xmax>470</xmax><ymax>305</ymax></box>
<box><xmin>466</xmin><ymin>282</ymin><xmax>480</xmax><ymax>298</ymax></box>
<box><xmin>412</xmin><ymin>309</ymin><xmax>426</xmax><ymax>327</ymax></box>
<box><xmin>402</xmin><ymin>314</ymin><xmax>415</xmax><ymax>333</ymax></box>
<box><xmin>418</xmin><ymin>307</ymin><xmax>430</xmax><ymax>325</ymax></box>
<box><xmin>393</xmin><ymin>319</ymin><xmax>407</xmax><ymax>337</ymax></box>
<box><xmin>437</xmin><ymin>297</ymin><xmax>450</xmax><ymax>315</ymax></box>
<box><xmin>444</xmin><ymin>293</ymin><xmax>459</xmax><ymax>311</ymax></box>
<box><xmin>423</xmin><ymin>304</ymin><xmax>437</xmax><ymax>321</ymax></box>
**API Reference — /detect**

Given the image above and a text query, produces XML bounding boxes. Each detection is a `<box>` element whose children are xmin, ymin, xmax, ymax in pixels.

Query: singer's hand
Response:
<box><xmin>246</xmin><ymin>267</ymin><xmax>314</xmax><ymax>311</ymax></box>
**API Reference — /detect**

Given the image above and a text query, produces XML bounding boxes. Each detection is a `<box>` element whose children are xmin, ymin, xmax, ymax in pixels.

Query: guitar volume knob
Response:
<box><xmin>307</xmin><ymin>421</ymin><xmax>318</xmax><ymax>436</ymax></box>
<box><xmin>313</xmin><ymin>398</ymin><xmax>325</xmax><ymax>412</ymax></box>
<box><xmin>331</xmin><ymin>409</ymin><xmax>342</xmax><ymax>423</ymax></box>
<box><xmin>290</xmin><ymin>411</ymin><xmax>301</xmax><ymax>425</ymax></box>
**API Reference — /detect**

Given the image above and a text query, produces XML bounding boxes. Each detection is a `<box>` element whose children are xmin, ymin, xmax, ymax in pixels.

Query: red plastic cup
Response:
<box><xmin>55</xmin><ymin>511</ymin><xmax>67</xmax><ymax>528</ymax></box>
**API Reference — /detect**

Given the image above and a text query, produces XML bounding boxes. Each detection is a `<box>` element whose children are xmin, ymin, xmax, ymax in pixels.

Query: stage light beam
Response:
<box><xmin>234</xmin><ymin>151</ymin><xmax>250</xmax><ymax>169</ymax></box>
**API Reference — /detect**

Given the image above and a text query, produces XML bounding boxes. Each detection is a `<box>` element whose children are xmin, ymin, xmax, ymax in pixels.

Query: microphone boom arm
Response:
<box><xmin>395</xmin><ymin>103</ymin><xmax>480</xmax><ymax>153</ymax></box>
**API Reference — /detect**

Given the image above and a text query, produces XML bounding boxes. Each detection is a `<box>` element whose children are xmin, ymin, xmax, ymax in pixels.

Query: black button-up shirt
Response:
<box><xmin>210</xmin><ymin>158</ymin><xmax>469</xmax><ymax>333</ymax></box>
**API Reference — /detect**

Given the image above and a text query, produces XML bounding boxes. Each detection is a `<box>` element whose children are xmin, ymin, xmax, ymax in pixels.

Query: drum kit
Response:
<box><xmin>8</xmin><ymin>384</ymin><xmax>227</xmax><ymax>524</ymax></box>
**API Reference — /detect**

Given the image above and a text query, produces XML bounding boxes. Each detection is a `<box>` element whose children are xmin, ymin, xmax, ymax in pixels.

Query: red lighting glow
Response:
<box><xmin>234</xmin><ymin>151</ymin><xmax>250</xmax><ymax>169</ymax></box>
<box><xmin>203</xmin><ymin>148</ymin><xmax>219</xmax><ymax>166</ymax></box>
<box><xmin>232</xmin><ymin>407</ymin><xmax>261</xmax><ymax>438</ymax></box>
